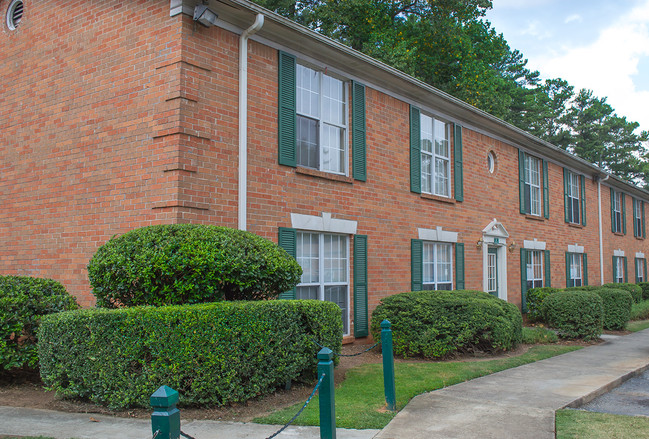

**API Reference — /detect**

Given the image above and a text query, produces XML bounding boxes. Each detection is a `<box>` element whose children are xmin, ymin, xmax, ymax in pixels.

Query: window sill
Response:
<box><xmin>296</xmin><ymin>166</ymin><xmax>353</xmax><ymax>184</ymax></box>
<box><xmin>525</xmin><ymin>214</ymin><xmax>545</xmax><ymax>222</ymax></box>
<box><xmin>613</xmin><ymin>232</ymin><xmax>626</xmax><ymax>237</ymax></box>
<box><xmin>635</xmin><ymin>235</ymin><xmax>645</xmax><ymax>241</ymax></box>
<box><xmin>421</xmin><ymin>193</ymin><xmax>456</xmax><ymax>204</ymax></box>
<box><xmin>568</xmin><ymin>223</ymin><xmax>584</xmax><ymax>229</ymax></box>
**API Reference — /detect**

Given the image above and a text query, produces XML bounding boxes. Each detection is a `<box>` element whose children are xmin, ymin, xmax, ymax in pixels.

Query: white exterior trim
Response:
<box><xmin>291</xmin><ymin>212</ymin><xmax>357</xmax><ymax>234</ymax></box>
<box><xmin>637</xmin><ymin>252</ymin><xmax>645</xmax><ymax>259</ymax></box>
<box><xmin>481</xmin><ymin>219</ymin><xmax>508</xmax><ymax>301</ymax></box>
<box><xmin>418</xmin><ymin>226</ymin><xmax>458</xmax><ymax>243</ymax></box>
<box><xmin>614</xmin><ymin>249</ymin><xmax>625</xmax><ymax>257</ymax></box>
<box><xmin>523</xmin><ymin>239</ymin><xmax>547</xmax><ymax>250</ymax></box>
<box><xmin>568</xmin><ymin>244</ymin><xmax>585</xmax><ymax>254</ymax></box>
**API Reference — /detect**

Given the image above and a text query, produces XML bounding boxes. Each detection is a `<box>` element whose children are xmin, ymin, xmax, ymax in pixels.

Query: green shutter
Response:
<box><xmin>565</xmin><ymin>252</ymin><xmax>571</xmax><ymax>288</ymax></box>
<box><xmin>454</xmin><ymin>124</ymin><xmax>464</xmax><ymax>202</ymax></box>
<box><xmin>544</xmin><ymin>250</ymin><xmax>551</xmax><ymax>287</ymax></box>
<box><xmin>580</xmin><ymin>175</ymin><xmax>586</xmax><ymax>226</ymax></box>
<box><xmin>278</xmin><ymin>227</ymin><xmax>297</xmax><ymax>299</ymax></box>
<box><xmin>610</xmin><ymin>188</ymin><xmax>615</xmax><ymax>232</ymax></box>
<box><xmin>352</xmin><ymin>81</ymin><xmax>367</xmax><ymax>181</ymax></box>
<box><xmin>633</xmin><ymin>199</ymin><xmax>638</xmax><ymax>237</ymax></box>
<box><xmin>411</xmin><ymin>239</ymin><xmax>423</xmax><ymax>291</ymax></box>
<box><xmin>455</xmin><ymin>243</ymin><xmax>465</xmax><ymax>289</ymax></box>
<box><xmin>353</xmin><ymin>235</ymin><xmax>368</xmax><ymax>337</ymax></box>
<box><xmin>644</xmin><ymin>258</ymin><xmax>647</xmax><ymax>282</ymax></box>
<box><xmin>278</xmin><ymin>51</ymin><xmax>297</xmax><ymax>167</ymax></box>
<box><xmin>410</xmin><ymin>106</ymin><xmax>421</xmax><ymax>194</ymax></box>
<box><xmin>583</xmin><ymin>253</ymin><xmax>588</xmax><ymax>286</ymax></box>
<box><xmin>622</xmin><ymin>193</ymin><xmax>627</xmax><ymax>235</ymax></box>
<box><xmin>563</xmin><ymin>169</ymin><xmax>569</xmax><ymax>223</ymax></box>
<box><xmin>520</xmin><ymin>248</ymin><xmax>528</xmax><ymax>313</ymax></box>
<box><xmin>543</xmin><ymin>160</ymin><xmax>549</xmax><ymax>219</ymax></box>
<box><xmin>624</xmin><ymin>256</ymin><xmax>628</xmax><ymax>282</ymax></box>
<box><xmin>643</xmin><ymin>201</ymin><xmax>646</xmax><ymax>238</ymax></box>
<box><xmin>519</xmin><ymin>150</ymin><xmax>526</xmax><ymax>214</ymax></box>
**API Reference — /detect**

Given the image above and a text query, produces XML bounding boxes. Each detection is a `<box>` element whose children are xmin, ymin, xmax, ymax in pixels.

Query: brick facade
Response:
<box><xmin>2</xmin><ymin>0</ymin><xmax>647</xmax><ymax>335</ymax></box>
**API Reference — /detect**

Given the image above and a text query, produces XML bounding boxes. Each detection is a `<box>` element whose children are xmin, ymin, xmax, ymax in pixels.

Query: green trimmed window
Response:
<box><xmin>613</xmin><ymin>255</ymin><xmax>628</xmax><ymax>283</ymax></box>
<box><xmin>636</xmin><ymin>257</ymin><xmax>647</xmax><ymax>283</ymax></box>
<box><xmin>564</xmin><ymin>170</ymin><xmax>586</xmax><ymax>226</ymax></box>
<box><xmin>519</xmin><ymin>151</ymin><xmax>549</xmax><ymax>218</ymax></box>
<box><xmin>633</xmin><ymin>198</ymin><xmax>646</xmax><ymax>238</ymax></box>
<box><xmin>566</xmin><ymin>252</ymin><xmax>588</xmax><ymax>287</ymax></box>
<box><xmin>411</xmin><ymin>240</ymin><xmax>464</xmax><ymax>291</ymax></box>
<box><xmin>611</xmin><ymin>189</ymin><xmax>625</xmax><ymax>234</ymax></box>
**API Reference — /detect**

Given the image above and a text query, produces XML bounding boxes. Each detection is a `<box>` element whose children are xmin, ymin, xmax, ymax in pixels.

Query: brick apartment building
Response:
<box><xmin>1</xmin><ymin>0</ymin><xmax>648</xmax><ymax>340</ymax></box>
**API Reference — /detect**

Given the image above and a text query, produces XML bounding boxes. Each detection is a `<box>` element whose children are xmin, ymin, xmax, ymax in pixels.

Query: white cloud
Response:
<box><xmin>520</xmin><ymin>20</ymin><xmax>553</xmax><ymax>40</ymax></box>
<box><xmin>532</xmin><ymin>1</ymin><xmax>649</xmax><ymax>130</ymax></box>
<box><xmin>564</xmin><ymin>14</ymin><xmax>582</xmax><ymax>24</ymax></box>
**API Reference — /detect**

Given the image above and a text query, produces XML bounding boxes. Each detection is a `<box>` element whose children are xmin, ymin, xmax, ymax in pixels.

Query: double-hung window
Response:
<box><xmin>526</xmin><ymin>250</ymin><xmax>544</xmax><ymax>289</ymax></box>
<box><xmin>568</xmin><ymin>253</ymin><xmax>583</xmax><ymax>287</ymax></box>
<box><xmin>422</xmin><ymin>242</ymin><xmax>453</xmax><ymax>290</ymax></box>
<box><xmin>633</xmin><ymin>198</ymin><xmax>645</xmax><ymax>238</ymax></box>
<box><xmin>636</xmin><ymin>258</ymin><xmax>646</xmax><ymax>283</ymax></box>
<box><xmin>296</xmin><ymin>64</ymin><xmax>347</xmax><ymax>174</ymax></box>
<box><xmin>566</xmin><ymin>172</ymin><xmax>580</xmax><ymax>224</ymax></box>
<box><xmin>524</xmin><ymin>155</ymin><xmax>541</xmax><ymax>216</ymax></box>
<box><xmin>296</xmin><ymin>232</ymin><xmax>349</xmax><ymax>333</ymax></box>
<box><xmin>611</xmin><ymin>190</ymin><xmax>624</xmax><ymax>234</ymax></box>
<box><xmin>420</xmin><ymin>114</ymin><xmax>450</xmax><ymax>197</ymax></box>
<box><xmin>613</xmin><ymin>256</ymin><xmax>626</xmax><ymax>283</ymax></box>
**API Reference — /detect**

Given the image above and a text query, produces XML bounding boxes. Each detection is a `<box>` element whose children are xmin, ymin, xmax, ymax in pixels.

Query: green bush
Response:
<box><xmin>38</xmin><ymin>300</ymin><xmax>341</xmax><ymax>409</ymax></box>
<box><xmin>590</xmin><ymin>288</ymin><xmax>632</xmax><ymax>330</ymax></box>
<box><xmin>541</xmin><ymin>291</ymin><xmax>603</xmax><ymax>340</ymax></box>
<box><xmin>637</xmin><ymin>282</ymin><xmax>649</xmax><ymax>300</ymax></box>
<box><xmin>526</xmin><ymin>287</ymin><xmax>560</xmax><ymax>321</ymax></box>
<box><xmin>603</xmin><ymin>283</ymin><xmax>642</xmax><ymax>303</ymax></box>
<box><xmin>521</xmin><ymin>326</ymin><xmax>558</xmax><ymax>344</ymax></box>
<box><xmin>0</xmin><ymin>276</ymin><xmax>78</xmax><ymax>370</ymax></box>
<box><xmin>87</xmin><ymin>224</ymin><xmax>302</xmax><ymax>307</ymax></box>
<box><xmin>630</xmin><ymin>300</ymin><xmax>649</xmax><ymax>321</ymax></box>
<box><xmin>370</xmin><ymin>290</ymin><xmax>522</xmax><ymax>359</ymax></box>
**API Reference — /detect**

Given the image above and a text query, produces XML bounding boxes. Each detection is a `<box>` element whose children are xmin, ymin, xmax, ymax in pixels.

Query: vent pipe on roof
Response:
<box><xmin>238</xmin><ymin>13</ymin><xmax>264</xmax><ymax>231</ymax></box>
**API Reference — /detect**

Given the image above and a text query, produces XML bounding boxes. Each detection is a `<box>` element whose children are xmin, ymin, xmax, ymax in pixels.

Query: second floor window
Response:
<box><xmin>420</xmin><ymin>114</ymin><xmax>450</xmax><ymax>197</ymax></box>
<box><xmin>566</xmin><ymin>172</ymin><xmax>580</xmax><ymax>224</ymax></box>
<box><xmin>612</xmin><ymin>191</ymin><xmax>623</xmax><ymax>234</ymax></box>
<box><xmin>296</xmin><ymin>64</ymin><xmax>347</xmax><ymax>174</ymax></box>
<box><xmin>524</xmin><ymin>155</ymin><xmax>541</xmax><ymax>216</ymax></box>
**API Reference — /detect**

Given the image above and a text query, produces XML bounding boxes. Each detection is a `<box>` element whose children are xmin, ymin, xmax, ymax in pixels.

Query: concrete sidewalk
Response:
<box><xmin>376</xmin><ymin>330</ymin><xmax>649</xmax><ymax>439</ymax></box>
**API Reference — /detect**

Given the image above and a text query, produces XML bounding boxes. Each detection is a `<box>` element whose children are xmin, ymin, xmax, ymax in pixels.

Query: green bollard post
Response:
<box><xmin>151</xmin><ymin>385</ymin><xmax>180</xmax><ymax>439</ymax></box>
<box><xmin>381</xmin><ymin>319</ymin><xmax>397</xmax><ymax>411</ymax></box>
<box><xmin>317</xmin><ymin>347</ymin><xmax>336</xmax><ymax>439</ymax></box>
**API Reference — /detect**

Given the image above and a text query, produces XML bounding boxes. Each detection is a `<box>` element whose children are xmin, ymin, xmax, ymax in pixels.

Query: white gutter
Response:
<box><xmin>238</xmin><ymin>13</ymin><xmax>264</xmax><ymax>231</ymax></box>
<box><xmin>598</xmin><ymin>174</ymin><xmax>610</xmax><ymax>284</ymax></box>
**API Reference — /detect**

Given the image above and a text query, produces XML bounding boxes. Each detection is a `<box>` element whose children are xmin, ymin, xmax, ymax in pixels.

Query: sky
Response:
<box><xmin>485</xmin><ymin>0</ymin><xmax>649</xmax><ymax>134</ymax></box>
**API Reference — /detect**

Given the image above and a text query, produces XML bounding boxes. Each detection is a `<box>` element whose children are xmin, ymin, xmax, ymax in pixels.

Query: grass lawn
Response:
<box><xmin>556</xmin><ymin>409</ymin><xmax>649</xmax><ymax>439</ymax></box>
<box><xmin>256</xmin><ymin>344</ymin><xmax>580</xmax><ymax>429</ymax></box>
<box><xmin>627</xmin><ymin>319</ymin><xmax>649</xmax><ymax>332</ymax></box>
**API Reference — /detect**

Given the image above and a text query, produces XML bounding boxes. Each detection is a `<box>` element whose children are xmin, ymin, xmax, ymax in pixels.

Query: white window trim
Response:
<box><xmin>523</xmin><ymin>239</ymin><xmax>546</xmax><ymax>251</ymax></box>
<box><xmin>525</xmin><ymin>155</ymin><xmax>541</xmax><ymax>216</ymax></box>
<box><xmin>613</xmin><ymin>191</ymin><xmax>623</xmax><ymax>233</ymax></box>
<box><xmin>422</xmin><ymin>241</ymin><xmax>454</xmax><ymax>290</ymax></box>
<box><xmin>420</xmin><ymin>113</ymin><xmax>451</xmax><ymax>198</ymax></box>
<box><xmin>615</xmin><ymin>256</ymin><xmax>625</xmax><ymax>283</ymax></box>
<box><xmin>636</xmin><ymin>252</ymin><xmax>645</xmax><ymax>259</ymax></box>
<box><xmin>567</xmin><ymin>171</ymin><xmax>580</xmax><ymax>224</ymax></box>
<box><xmin>614</xmin><ymin>249</ymin><xmax>625</xmax><ymax>257</ymax></box>
<box><xmin>418</xmin><ymin>226</ymin><xmax>458</xmax><ymax>243</ymax></box>
<box><xmin>568</xmin><ymin>243</ymin><xmax>585</xmax><ymax>254</ymax></box>
<box><xmin>569</xmin><ymin>253</ymin><xmax>583</xmax><ymax>287</ymax></box>
<box><xmin>636</xmin><ymin>258</ymin><xmax>645</xmax><ymax>282</ymax></box>
<box><xmin>526</xmin><ymin>249</ymin><xmax>544</xmax><ymax>288</ymax></box>
<box><xmin>291</xmin><ymin>212</ymin><xmax>357</xmax><ymax>234</ymax></box>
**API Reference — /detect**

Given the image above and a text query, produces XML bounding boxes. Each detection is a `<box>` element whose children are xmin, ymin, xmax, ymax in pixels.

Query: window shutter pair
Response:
<box><xmin>411</xmin><ymin>240</ymin><xmax>465</xmax><ymax>291</ymax></box>
<box><xmin>519</xmin><ymin>151</ymin><xmax>548</xmax><ymax>218</ymax></box>
<box><xmin>612</xmin><ymin>256</ymin><xmax>629</xmax><ymax>282</ymax></box>
<box><xmin>565</xmin><ymin>252</ymin><xmax>588</xmax><ymax>287</ymax></box>
<box><xmin>409</xmin><ymin>105</ymin><xmax>463</xmax><ymax>201</ymax></box>
<box><xmin>563</xmin><ymin>170</ymin><xmax>587</xmax><ymax>225</ymax></box>
<box><xmin>277</xmin><ymin>227</ymin><xmax>369</xmax><ymax>337</ymax></box>
<box><xmin>278</xmin><ymin>51</ymin><xmax>366</xmax><ymax>181</ymax></box>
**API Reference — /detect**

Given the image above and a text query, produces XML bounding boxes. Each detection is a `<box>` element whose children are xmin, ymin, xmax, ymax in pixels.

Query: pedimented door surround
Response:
<box><xmin>481</xmin><ymin>219</ymin><xmax>509</xmax><ymax>301</ymax></box>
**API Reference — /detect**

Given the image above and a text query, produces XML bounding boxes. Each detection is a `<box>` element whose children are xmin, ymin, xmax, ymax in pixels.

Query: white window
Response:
<box><xmin>296</xmin><ymin>232</ymin><xmax>349</xmax><ymax>334</ymax></box>
<box><xmin>613</xmin><ymin>191</ymin><xmax>623</xmax><ymax>233</ymax></box>
<box><xmin>420</xmin><ymin>114</ymin><xmax>450</xmax><ymax>197</ymax></box>
<box><xmin>526</xmin><ymin>250</ymin><xmax>543</xmax><ymax>289</ymax></box>
<box><xmin>568</xmin><ymin>253</ymin><xmax>583</xmax><ymax>287</ymax></box>
<box><xmin>487</xmin><ymin>252</ymin><xmax>497</xmax><ymax>293</ymax></box>
<box><xmin>296</xmin><ymin>64</ymin><xmax>347</xmax><ymax>174</ymax></box>
<box><xmin>524</xmin><ymin>155</ymin><xmax>541</xmax><ymax>216</ymax></box>
<box><xmin>422</xmin><ymin>242</ymin><xmax>453</xmax><ymax>290</ymax></box>
<box><xmin>567</xmin><ymin>172</ymin><xmax>580</xmax><ymax>224</ymax></box>
<box><xmin>637</xmin><ymin>258</ymin><xmax>645</xmax><ymax>283</ymax></box>
<box><xmin>615</xmin><ymin>256</ymin><xmax>625</xmax><ymax>283</ymax></box>
<box><xmin>634</xmin><ymin>199</ymin><xmax>643</xmax><ymax>237</ymax></box>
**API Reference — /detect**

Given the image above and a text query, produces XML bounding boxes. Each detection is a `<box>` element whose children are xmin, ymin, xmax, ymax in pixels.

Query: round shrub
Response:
<box><xmin>38</xmin><ymin>300</ymin><xmax>341</xmax><ymax>409</ymax></box>
<box><xmin>370</xmin><ymin>290</ymin><xmax>522</xmax><ymax>359</ymax></box>
<box><xmin>637</xmin><ymin>282</ymin><xmax>649</xmax><ymax>300</ymax></box>
<box><xmin>541</xmin><ymin>291</ymin><xmax>603</xmax><ymax>340</ymax></box>
<box><xmin>88</xmin><ymin>224</ymin><xmax>302</xmax><ymax>307</ymax></box>
<box><xmin>603</xmin><ymin>283</ymin><xmax>642</xmax><ymax>303</ymax></box>
<box><xmin>0</xmin><ymin>275</ymin><xmax>78</xmax><ymax>371</ymax></box>
<box><xmin>590</xmin><ymin>288</ymin><xmax>632</xmax><ymax>330</ymax></box>
<box><xmin>526</xmin><ymin>287</ymin><xmax>559</xmax><ymax>322</ymax></box>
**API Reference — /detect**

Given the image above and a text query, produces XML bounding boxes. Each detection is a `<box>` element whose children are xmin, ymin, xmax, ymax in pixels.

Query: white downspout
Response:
<box><xmin>238</xmin><ymin>14</ymin><xmax>264</xmax><ymax>231</ymax></box>
<box><xmin>598</xmin><ymin>174</ymin><xmax>610</xmax><ymax>284</ymax></box>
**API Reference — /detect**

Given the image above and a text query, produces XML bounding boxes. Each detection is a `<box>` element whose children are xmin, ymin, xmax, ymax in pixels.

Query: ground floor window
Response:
<box><xmin>526</xmin><ymin>250</ymin><xmax>543</xmax><ymax>289</ymax></box>
<box><xmin>296</xmin><ymin>232</ymin><xmax>349</xmax><ymax>334</ymax></box>
<box><xmin>568</xmin><ymin>253</ymin><xmax>583</xmax><ymax>287</ymax></box>
<box><xmin>636</xmin><ymin>258</ymin><xmax>646</xmax><ymax>283</ymax></box>
<box><xmin>423</xmin><ymin>242</ymin><xmax>453</xmax><ymax>290</ymax></box>
<box><xmin>614</xmin><ymin>256</ymin><xmax>626</xmax><ymax>283</ymax></box>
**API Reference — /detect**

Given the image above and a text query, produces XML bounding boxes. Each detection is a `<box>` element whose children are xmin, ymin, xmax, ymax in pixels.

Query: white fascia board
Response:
<box><xmin>291</xmin><ymin>212</ymin><xmax>357</xmax><ymax>234</ymax></box>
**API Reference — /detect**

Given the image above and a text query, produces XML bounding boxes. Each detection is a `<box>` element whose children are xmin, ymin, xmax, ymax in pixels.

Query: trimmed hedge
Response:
<box><xmin>38</xmin><ymin>300</ymin><xmax>341</xmax><ymax>409</ymax></box>
<box><xmin>603</xmin><ymin>283</ymin><xmax>642</xmax><ymax>303</ymax></box>
<box><xmin>370</xmin><ymin>290</ymin><xmax>522</xmax><ymax>359</ymax></box>
<box><xmin>87</xmin><ymin>224</ymin><xmax>302</xmax><ymax>307</ymax></box>
<box><xmin>592</xmin><ymin>288</ymin><xmax>633</xmax><ymax>330</ymax></box>
<box><xmin>1</xmin><ymin>276</ymin><xmax>78</xmax><ymax>370</ymax></box>
<box><xmin>526</xmin><ymin>287</ymin><xmax>559</xmax><ymax>322</ymax></box>
<box><xmin>637</xmin><ymin>283</ymin><xmax>649</xmax><ymax>301</ymax></box>
<box><xmin>541</xmin><ymin>291</ymin><xmax>603</xmax><ymax>340</ymax></box>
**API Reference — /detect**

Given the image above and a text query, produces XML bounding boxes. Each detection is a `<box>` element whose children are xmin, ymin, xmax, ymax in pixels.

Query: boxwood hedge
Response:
<box><xmin>592</xmin><ymin>288</ymin><xmax>633</xmax><ymax>330</ymax></box>
<box><xmin>602</xmin><ymin>283</ymin><xmax>642</xmax><ymax>303</ymax></box>
<box><xmin>1</xmin><ymin>275</ymin><xmax>78</xmax><ymax>370</ymax></box>
<box><xmin>526</xmin><ymin>287</ymin><xmax>559</xmax><ymax>322</ymax></box>
<box><xmin>541</xmin><ymin>291</ymin><xmax>603</xmax><ymax>340</ymax></box>
<box><xmin>87</xmin><ymin>224</ymin><xmax>302</xmax><ymax>307</ymax></box>
<box><xmin>370</xmin><ymin>290</ymin><xmax>522</xmax><ymax>359</ymax></box>
<box><xmin>638</xmin><ymin>282</ymin><xmax>649</xmax><ymax>300</ymax></box>
<box><xmin>38</xmin><ymin>300</ymin><xmax>341</xmax><ymax>409</ymax></box>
